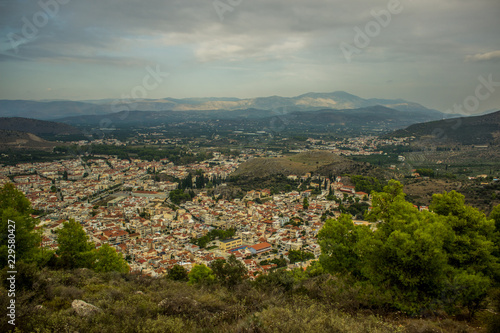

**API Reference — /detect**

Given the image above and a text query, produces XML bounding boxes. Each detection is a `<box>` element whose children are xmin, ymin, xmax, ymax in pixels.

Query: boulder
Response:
<box><xmin>72</xmin><ymin>300</ymin><xmax>102</xmax><ymax>317</ymax></box>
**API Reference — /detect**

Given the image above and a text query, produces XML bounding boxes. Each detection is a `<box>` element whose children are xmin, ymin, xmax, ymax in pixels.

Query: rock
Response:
<box><xmin>72</xmin><ymin>300</ymin><xmax>102</xmax><ymax>317</ymax></box>
<box><xmin>158</xmin><ymin>297</ymin><xmax>199</xmax><ymax>315</ymax></box>
<box><xmin>158</xmin><ymin>298</ymin><xmax>169</xmax><ymax>308</ymax></box>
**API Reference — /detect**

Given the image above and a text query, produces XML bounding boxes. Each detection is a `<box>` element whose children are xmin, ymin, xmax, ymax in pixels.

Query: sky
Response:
<box><xmin>0</xmin><ymin>0</ymin><xmax>499</xmax><ymax>113</ymax></box>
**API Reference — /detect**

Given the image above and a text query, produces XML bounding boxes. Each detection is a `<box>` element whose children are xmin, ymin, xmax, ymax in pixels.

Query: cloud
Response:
<box><xmin>1</xmin><ymin>0</ymin><xmax>498</xmax><ymax>66</ymax></box>
<box><xmin>194</xmin><ymin>36</ymin><xmax>307</xmax><ymax>63</ymax></box>
<box><xmin>465</xmin><ymin>50</ymin><xmax>500</xmax><ymax>63</ymax></box>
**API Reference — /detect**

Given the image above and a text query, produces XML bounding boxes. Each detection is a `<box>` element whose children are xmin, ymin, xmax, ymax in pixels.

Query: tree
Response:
<box><xmin>430</xmin><ymin>191</ymin><xmax>498</xmax><ymax>277</ymax></box>
<box><xmin>302</xmin><ymin>197</ymin><xmax>309</xmax><ymax>210</ymax></box>
<box><xmin>0</xmin><ymin>183</ymin><xmax>44</xmax><ymax>268</ymax></box>
<box><xmin>357</xmin><ymin>181</ymin><xmax>497</xmax><ymax>315</ymax></box>
<box><xmin>489</xmin><ymin>204</ymin><xmax>500</xmax><ymax>259</ymax></box>
<box><xmin>318</xmin><ymin>214</ymin><xmax>370</xmax><ymax>275</ymax></box>
<box><xmin>56</xmin><ymin>219</ymin><xmax>95</xmax><ymax>269</ymax></box>
<box><xmin>168</xmin><ymin>264</ymin><xmax>188</xmax><ymax>281</ymax></box>
<box><xmin>210</xmin><ymin>254</ymin><xmax>247</xmax><ymax>287</ymax></box>
<box><xmin>188</xmin><ymin>264</ymin><xmax>215</xmax><ymax>285</ymax></box>
<box><xmin>169</xmin><ymin>189</ymin><xmax>191</xmax><ymax>205</ymax></box>
<box><xmin>93</xmin><ymin>244</ymin><xmax>129</xmax><ymax>273</ymax></box>
<box><xmin>287</xmin><ymin>250</ymin><xmax>315</xmax><ymax>264</ymax></box>
<box><xmin>360</xmin><ymin>182</ymin><xmax>456</xmax><ymax>313</ymax></box>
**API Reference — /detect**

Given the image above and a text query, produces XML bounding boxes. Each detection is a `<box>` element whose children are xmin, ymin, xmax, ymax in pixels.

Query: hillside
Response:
<box><xmin>0</xmin><ymin>117</ymin><xmax>82</xmax><ymax>137</ymax></box>
<box><xmin>388</xmin><ymin>110</ymin><xmax>500</xmax><ymax>145</ymax></box>
<box><xmin>0</xmin><ymin>130</ymin><xmax>58</xmax><ymax>150</ymax></box>
<box><xmin>232</xmin><ymin>151</ymin><xmax>351</xmax><ymax>178</ymax></box>
<box><xmin>231</xmin><ymin>151</ymin><xmax>391</xmax><ymax>182</ymax></box>
<box><xmin>1</xmin><ymin>266</ymin><xmax>482</xmax><ymax>333</ymax></box>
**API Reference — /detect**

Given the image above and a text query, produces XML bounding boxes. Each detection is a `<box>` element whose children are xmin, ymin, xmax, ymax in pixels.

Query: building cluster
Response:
<box><xmin>306</xmin><ymin>136</ymin><xmax>413</xmax><ymax>156</ymax></box>
<box><xmin>1</xmin><ymin>152</ymin><xmax>377</xmax><ymax>278</ymax></box>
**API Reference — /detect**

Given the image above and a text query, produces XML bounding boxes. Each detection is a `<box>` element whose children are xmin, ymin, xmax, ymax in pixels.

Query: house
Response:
<box><xmin>219</xmin><ymin>237</ymin><xmax>243</xmax><ymax>252</ymax></box>
<box><xmin>248</xmin><ymin>242</ymin><xmax>272</xmax><ymax>255</ymax></box>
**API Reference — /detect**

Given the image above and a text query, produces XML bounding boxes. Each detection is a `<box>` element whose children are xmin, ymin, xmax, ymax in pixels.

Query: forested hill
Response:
<box><xmin>0</xmin><ymin>117</ymin><xmax>82</xmax><ymax>136</ymax></box>
<box><xmin>388</xmin><ymin>110</ymin><xmax>500</xmax><ymax>145</ymax></box>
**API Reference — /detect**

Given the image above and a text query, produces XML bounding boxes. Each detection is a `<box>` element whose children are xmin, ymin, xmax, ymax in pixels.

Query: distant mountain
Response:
<box><xmin>0</xmin><ymin>91</ymin><xmax>449</xmax><ymax>120</ymax></box>
<box><xmin>0</xmin><ymin>130</ymin><xmax>58</xmax><ymax>151</ymax></box>
<box><xmin>0</xmin><ymin>117</ymin><xmax>82</xmax><ymax>136</ymax></box>
<box><xmin>387</xmin><ymin>110</ymin><xmax>500</xmax><ymax>145</ymax></box>
<box><xmin>0</xmin><ymin>100</ymin><xmax>111</xmax><ymax>120</ymax></box>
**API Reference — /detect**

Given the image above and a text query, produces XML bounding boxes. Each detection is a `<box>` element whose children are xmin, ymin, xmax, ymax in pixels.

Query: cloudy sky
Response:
<box><xmin>0</xmin><ymin>0</ymin><xmax>499</xmax><ymax>113</ymax></box>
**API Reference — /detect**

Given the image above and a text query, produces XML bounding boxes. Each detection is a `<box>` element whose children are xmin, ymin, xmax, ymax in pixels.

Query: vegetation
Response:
<box><xmin>187</xmin><ymin>264</ymin><xmax>215</xmax><ymax>285</ymax></box>
<box><xmin>349</xmin><ymin>175</ymin><xmax>385</xmax><ymax>194</ymax></box>
<box><xmin>319</xmin><ymin>180</ymin><xmax>499</xmax><ymax>317</ymax></box>
<box><xmin>287</xmin><ymin>250</ymin><xmax>315</xmax><ymax>264</ymax></box>
<box><xmin>56</xmin><ymin>219</ymin><xmax>95</xmax><ymax>269</ymax></box>
<box><xmin>210</xmin><ymin>254</ymin><xmax>248</xmax><ymax>288</ymax></box>
<box><xmin>55</xmin><ymin>144</ymin><xmax>212</xmax><ymax>164</ymax></box>
<box><xmin>169</xmin><ymin>189</ymin><xmax>194</xmax><ymax>205</ymax></box>
<box><xmin>167</xmin><ymin>264</ymin><xmax>188</xmax><ymax>281</ymax></box>
<box><xmin>94</xmin><ymin>244</ymin><xmax>129</xmax><ymax>274</ymax></box>
<box><xmin>0</xmin><ymin>183</ymin><xmax>46</xmax><ymax>268</ymax></box>
<box><xmin>191</xmin><ymin>228</ymin><xmax>236</xmax><ymax>249</ymax></box>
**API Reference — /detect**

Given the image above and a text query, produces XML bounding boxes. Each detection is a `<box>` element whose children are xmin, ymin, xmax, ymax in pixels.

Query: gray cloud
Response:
<box><xmin>1</xmin><ymin>0</ymin><xmax>498</xmax><ymax>63</ymax></box>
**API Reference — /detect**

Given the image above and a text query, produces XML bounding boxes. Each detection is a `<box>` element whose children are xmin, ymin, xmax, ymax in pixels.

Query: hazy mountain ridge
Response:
<box><xmin>0</xmin><ymin>91</ymin><xmax>449</xmax><ymax>120</ymax></box>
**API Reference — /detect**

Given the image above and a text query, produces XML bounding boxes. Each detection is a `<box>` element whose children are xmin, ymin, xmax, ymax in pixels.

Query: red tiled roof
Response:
<box><xmin>251</xmin><ymin>242</ymin><xmax>272</xmax><ymax>251</ymax></box>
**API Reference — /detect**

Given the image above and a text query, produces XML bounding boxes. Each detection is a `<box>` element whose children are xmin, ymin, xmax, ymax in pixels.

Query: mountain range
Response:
<box><xmin>0</xmin><ymin>91</ymin><xmax>453</xmax><ymax>120</ymax></box>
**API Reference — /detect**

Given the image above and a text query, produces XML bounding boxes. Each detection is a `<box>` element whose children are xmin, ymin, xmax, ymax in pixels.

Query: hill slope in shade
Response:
<box><xmin>0</xmin><ymin>117</ymin><xmax>82</xmax><ymax>136</ymax></box>
<box><xmin>388</xmin><ymin>110</ymin><xmax>500</xmax><ymax>145</ymax></box>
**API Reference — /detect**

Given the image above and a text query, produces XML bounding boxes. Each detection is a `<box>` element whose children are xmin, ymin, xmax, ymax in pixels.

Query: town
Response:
<box><xmin>0</xmin><ymin>135</ymin><xmax>422</xmax><ymax>278</ymax></box>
